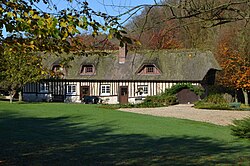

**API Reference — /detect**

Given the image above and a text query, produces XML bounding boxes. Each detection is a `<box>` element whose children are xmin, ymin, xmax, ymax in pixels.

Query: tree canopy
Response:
<box><xmin>0</xmin><ymin>0</ymin><xmax>131</xmax><ymax>51</ymax></box>
<box><xmin>125</xmin><ymin>0</ymin><xmax>250</xmax><ymax>49</ymax></box>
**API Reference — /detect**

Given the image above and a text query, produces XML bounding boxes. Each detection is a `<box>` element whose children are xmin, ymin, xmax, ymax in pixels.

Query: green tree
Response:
<box><xmin>0</xmin><ymin>42</ymin><xmax>45</xmax><ymax>103</ymax></box>
<box><xmin>0</xmin><ymin>0</ymin><xmax>129</xmax><ymax>102</ymax></box>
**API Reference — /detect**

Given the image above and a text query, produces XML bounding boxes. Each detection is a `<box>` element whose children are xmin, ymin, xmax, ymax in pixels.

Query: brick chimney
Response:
<box><xmin>118</xmin><ymin>44</ymin><xmax>127</xmax><ymax>64</ymax></box>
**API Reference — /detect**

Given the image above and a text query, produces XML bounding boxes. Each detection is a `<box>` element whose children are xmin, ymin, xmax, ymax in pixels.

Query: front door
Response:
<box><xmin>80</xmin><ymin>86</ymin><xmax>90</xmax><ymax>100</ymax></box>
<box><xmin>119</xmin><ymin>86</ymin><xmax>128</xmax><ymax>104</ymax></box>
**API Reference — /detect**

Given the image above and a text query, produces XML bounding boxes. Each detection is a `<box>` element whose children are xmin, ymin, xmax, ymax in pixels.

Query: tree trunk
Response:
<box><xmin>9</xmin><ymin>90</ymin><xmax>16</xmax><ymax>103</ymax></box>
<box><xmin>18</xmin><ymin>91</ymin><xmax>23</xmax><ymax>102</ymax></box>
<box><xmin>234</xmin><ymin>90</ymin><xmax>238</xmax><ymax>102</ymax></box>
<box><xmin>242</xmin><ymin>88</ymin><xmax>249</xmax><ymax>106</ymax></box>
<box><xmin>10</xmin><ymin>95</ymin><xmax>13</xmax><ymax>103</ymax></box>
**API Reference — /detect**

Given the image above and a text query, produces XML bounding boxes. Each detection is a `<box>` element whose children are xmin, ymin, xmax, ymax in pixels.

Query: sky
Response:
<box><xmin>90</xmin><ymin>0</ymin><xmax>158</xmax><ymax>23</ymax></box>
<box><xmin>88</xmin><ymin>0</ymin><xmax>158</xmax><ymax>15</ymax></box>
<box><xmin>3</xmin><ymin>0</ymin><xmax>159</xmax><ymax>37</ymax></box>
<box><xmin>38</xmin><ymin>0</ymin><xmax>159</xmax><ymax>24</ymax></box>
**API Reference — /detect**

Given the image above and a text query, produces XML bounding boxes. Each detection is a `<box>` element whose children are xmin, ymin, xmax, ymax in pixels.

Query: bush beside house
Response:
<box><xmin>194</xmin><ymin>94</ymin><xmax>231</xmax><ymax>110</ymax></box>
<box><xmin>194</xmin><ymin>93</ymin><xmax>250</xmax><ymax>110</ymax></box>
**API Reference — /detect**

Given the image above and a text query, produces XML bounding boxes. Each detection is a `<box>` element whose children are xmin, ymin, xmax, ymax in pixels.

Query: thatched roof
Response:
<box><xmin>43</xmin><ymin>50</ymin><xmax>221</xmax><ymax>81</ymax></box>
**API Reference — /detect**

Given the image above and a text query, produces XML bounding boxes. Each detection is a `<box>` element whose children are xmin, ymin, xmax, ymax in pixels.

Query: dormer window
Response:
<box><xmin>138</xmin><ymin>64</ymin><xmax>161</xmax><ymax>75</ymax></box>
<box><xmin>146</xmin><ymin>66</ymin><xmax>154</xmax><ymax>73</ymax></box>
<box><xmin>80</xmin><ymin>65</ymin><xmax>95</xmax><ymax>75</ymax></box>
<box><xmin>86</xmin><ymin>66</ymin><xmax>93</xmax><ymax>73</ymax></box>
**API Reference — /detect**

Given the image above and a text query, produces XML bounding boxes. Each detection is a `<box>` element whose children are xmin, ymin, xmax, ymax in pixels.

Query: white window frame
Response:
<box><xmin>40</xmin><ymin>83</ymin><xmax>49</xmax><ymax>93</ymax></box>
<box><xmin>137</xmin><ymin>85</ymin><xmax>148</xmax><ymax>96</ymax></box>
<box><xmin>67</xmin><ymin>85</ymin><xmax>76</xmax><ymax>94</ymax></box>
<box><xmin>100</xmin><ymin>84</ymin><xmax>110</xmax><ymax>96</ymax></box>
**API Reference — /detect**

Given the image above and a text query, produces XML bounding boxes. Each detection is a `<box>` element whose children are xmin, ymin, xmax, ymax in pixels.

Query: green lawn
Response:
<box><xmin>0</xmin><ymin>102</ymin><xmax>249</xmax><ymax>165</ymax></box>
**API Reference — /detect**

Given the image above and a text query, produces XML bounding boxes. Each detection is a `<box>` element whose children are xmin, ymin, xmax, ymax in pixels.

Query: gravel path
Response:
<box><xmin>119</xmin><ymin>104</ymin><xmax>250</xmax><ymax>126</ymax></box>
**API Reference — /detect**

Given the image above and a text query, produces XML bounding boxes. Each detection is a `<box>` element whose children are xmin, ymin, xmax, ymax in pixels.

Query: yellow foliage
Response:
<box><xmin>60</xmin><ymin>22</ymin><xmax>67</xmax><ymax>28</ymax></box>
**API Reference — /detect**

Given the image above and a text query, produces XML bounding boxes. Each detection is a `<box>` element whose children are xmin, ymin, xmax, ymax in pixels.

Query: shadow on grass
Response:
<box><xmin>0</xmin><ymin>111</ymin><xmax>249</xmax><ymax>165</ymax></box>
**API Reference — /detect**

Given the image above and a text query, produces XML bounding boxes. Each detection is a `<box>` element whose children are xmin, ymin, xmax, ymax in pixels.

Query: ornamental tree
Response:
<box><xmin>0</xmin><ymin>42</ymin><xmax>45</xmax><ymax>103</ymax></box>
<box><xmin>217</xmin><ymin>38</ymin><xmax>250</xmax><ymax>105</ymax></box>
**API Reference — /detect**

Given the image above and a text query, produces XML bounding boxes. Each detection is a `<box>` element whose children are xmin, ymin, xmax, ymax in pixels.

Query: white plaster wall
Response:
<box><xmin>128</xmin><ymin>98</ymin><xmax>135</xmax><ymax>103</ymax></box>
<box><xmin>76</xmin><ymin>82</ymin><xmax>80</xmax><ymax>97</ymax></box>
<box><xmin>129</xmin><ymin>97</ymin><xmax>145</xmax><ymax>104</ymax></box>
<box><xmin>100</xmin><ymin>96</ymin><xmax>119</xmax><ymax>104</ymax></box>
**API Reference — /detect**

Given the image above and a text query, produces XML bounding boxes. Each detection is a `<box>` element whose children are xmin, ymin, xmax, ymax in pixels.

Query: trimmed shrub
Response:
<box><xmin>143</xmin><ymin>95</ymin><xmax>177</xmax><ymax>106</ymax></box>
<box><xmin>163</xmin><ymin>83</ymin><xmax>204</xmax><ymax>96</ymax></box>
<box><xmin>231</xmin><ymin>117</ymin><xmax>250</xmax><ymax>139</ymax></box>
<box><xmin>239</xmin><ymin>104</ymin><xmax>250</xmax><ymax>111</ymax></box>
<box><xmin>203</xmin><ymin>94</ymin><xmax>228</xmax><ymax>104</ymax></box>
<box><xmin>194</xmin><ymin>101</ymin><xmax>230</xmax><ymax>110</ymax></box>
<box><xmin>194</xmin><ymin>94</ymin><xmax>230</xmax><ymax>110</ymax></box>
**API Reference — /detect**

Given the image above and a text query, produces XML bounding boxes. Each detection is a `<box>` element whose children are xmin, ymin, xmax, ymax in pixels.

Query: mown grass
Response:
<box><xmin>0</xmin><ymin>101</ymin><xmax>249</xmax><ymax>165</ymax></box>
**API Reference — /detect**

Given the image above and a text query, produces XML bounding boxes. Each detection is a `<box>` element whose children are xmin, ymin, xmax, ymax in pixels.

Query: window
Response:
<box><xmin>40</xmin><ymin>83</ymin><xmax>49</xmax><ymax>92</ymax></box>
<box><xmin>67</xmin><ymin>85</ymin><xmax>76</xmax><ymax>94</ymax></box>
<box><xmin>137</xmin><ymin>85</ymin><xmax>148</xmax><ymax>95</ymax></box>
<box><xmin>80</xmin><ymin>65</ymin><xmax>94</xmax><ymax>75</ymax></box>
<box><xmin>146</xmin><ymin>66</ymin><xmax>154</xmax><ymax>73</ymax></box>
<box><xmin>100</xmin><ymin>85</ymin><xmax>110</xmax><ymax>96</ymax></box>
<box><xmin>86</xmin><ymin>66</ymin><xmax>93</xmax><ymax>73</ymax></box>
<box><xmin>138</xmin><ymin>64</ymin><xmax>160</xmax><ymax>75</ymax></box>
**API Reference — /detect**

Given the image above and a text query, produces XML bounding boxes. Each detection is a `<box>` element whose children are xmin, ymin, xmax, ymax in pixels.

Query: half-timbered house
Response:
<box><xmin>23</xmin><ymin>47</ymin><xmax>221</xmax><ymax>104</ymax></box>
